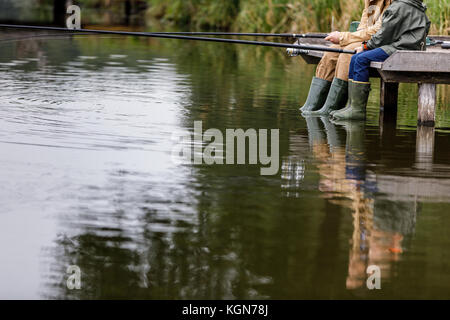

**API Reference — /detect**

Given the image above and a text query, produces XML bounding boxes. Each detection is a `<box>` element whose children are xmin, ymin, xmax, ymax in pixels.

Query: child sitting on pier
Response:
<box><xmin>332</xmin><ymin>0</ymin><xmax>431</xmax><ymax>120</ymax></box>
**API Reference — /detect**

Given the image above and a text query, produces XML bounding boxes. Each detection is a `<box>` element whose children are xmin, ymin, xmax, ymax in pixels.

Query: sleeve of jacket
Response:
<box><xmin>339</xmin><ymin>13</ymin><xmax>383</xmax><ymax>47</ymax></box>
<box><xmin>358</xmin><ymin>8</ymin><xmax>369</xmax><ymax>30</ymax></box>
<box><xmin>366</xmin><ymin>8</ymin><xmax>399</xmax><ymax>50</ymax></box>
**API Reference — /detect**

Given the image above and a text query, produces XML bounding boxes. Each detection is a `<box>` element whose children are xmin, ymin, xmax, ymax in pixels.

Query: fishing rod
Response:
<box><xmin>0</xmin><ymin>24</ymin><xmax>355</xmax><ymax>54</ymax></box>
<box><xmin>152</xmin><ymin>31</ymin><xmax>328</xmax><ymax>39</ymax></box>
<box><xmin>428</xmin><ymin>38</ymin><xmax>450</xmax><ymax>49</ymax></box>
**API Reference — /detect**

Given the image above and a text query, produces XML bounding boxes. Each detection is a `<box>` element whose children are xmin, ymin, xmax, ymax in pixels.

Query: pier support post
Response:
<box><xmin>379</xmin><ymin>79</ymin><xmax>398</xmax><ymax>137</ymax></box>
<box><xmin>417</xmin><ymin>83</ymin><xmax>436</xmax><ymax>126</ymax></box>
<box><xmin>380</xmin><ymin>79</ymin><xmax>398</xmax><ymax>113</ymax></box>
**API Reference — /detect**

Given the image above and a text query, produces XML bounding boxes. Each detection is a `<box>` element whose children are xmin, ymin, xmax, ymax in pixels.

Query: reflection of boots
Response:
<box><xmin>332</xmin><ymin>82</ymin><xmax>370</xmax><ymax>120</ymax></box>
<box><xmin>320</xmin><ymin>116</ymin><xmax>344</xmax><ymax>150</ymax></box>
<box><xmin>330</xmin><ymin>80</ymin><xmax>353</xmax><ymax>118</ymax></box>
<box><xmin>331</xmin><ymin>120</ymin><xmax>365</xmax><ymax>152</ymax></box>
<box><xmin>305</xmin><ymin>116</ymin><xmax>326</xmax><ymax>146</ymax></box>
<box><xmin>332</xmin><ymin>119</ymin><xmax>366</xmax><ymax>181</ymax></box>
<box><xmin>305</xmin><ymin>78</ymin><xmax>348</xmax><ymax>115</ymax></box>
<box><xmin>300</xmin><ymin>77</ymin><xmax>331</xmax><ymax>113</ymax></box>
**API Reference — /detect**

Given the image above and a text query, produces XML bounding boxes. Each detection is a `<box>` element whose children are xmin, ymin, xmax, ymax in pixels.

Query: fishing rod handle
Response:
<box><xmin>295</xmin><ymin>33</ymin><xmax>327</xmax><ymax>38</ymax></box>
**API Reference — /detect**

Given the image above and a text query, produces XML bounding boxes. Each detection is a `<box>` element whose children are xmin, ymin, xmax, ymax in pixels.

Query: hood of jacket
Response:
<box><xmin>396</xmin><ymin>0</ymin><xmax>427</xmax><ymax>12</ymax></box>
<box><xmin>367</xmin><ymin>0</ymin><xmax>431</xmax><ymax>55</ymax></box>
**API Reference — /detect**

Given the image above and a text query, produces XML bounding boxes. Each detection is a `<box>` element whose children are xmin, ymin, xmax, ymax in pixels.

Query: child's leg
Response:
<box><xmin>348</xmin><ymin>52</ymin><xmax>362</xmax><ymax>81</ymax></box>
<box><xmin>353</xmin><ymin>48</ymin><xmax>389</xmax><ymax>82</ymax></box>
<box><xmin>332</xmin><ymin>50</ymin><xmax>388</xmax><ymax>120</ymax></box>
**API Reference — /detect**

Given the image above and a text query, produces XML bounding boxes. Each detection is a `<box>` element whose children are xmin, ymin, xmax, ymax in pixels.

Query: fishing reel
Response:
<box><xmin>427</xmin><ymin>37</ymin><xmax>450</xmax><ymax>49</ymax></box>
<box><xmin>286</xmin><ymin>47</ymin><xmax>310</xmax><ymax>57</ymax></box>
<box><xmin>286</xmin><ymin>39</ymin><xmax>310</xmax><ymax>57</ymax></box>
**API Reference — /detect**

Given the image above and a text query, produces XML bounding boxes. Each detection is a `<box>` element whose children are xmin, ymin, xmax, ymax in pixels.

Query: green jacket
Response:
<box><xmin>367</xmin><ymin>0</ymin><xmax>431</xmax><ymax>55</ymax></box>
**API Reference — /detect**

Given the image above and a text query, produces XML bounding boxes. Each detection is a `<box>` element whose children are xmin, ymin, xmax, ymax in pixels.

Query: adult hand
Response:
<box><xmin>325</xmin><ymin>31</ymin><xmax>341</xmax><ymax>44</ymax></box>
<box><xmin>355</xmin><ymin>46</ymin><xmax>364</xmax><ymax>53</ymax></box>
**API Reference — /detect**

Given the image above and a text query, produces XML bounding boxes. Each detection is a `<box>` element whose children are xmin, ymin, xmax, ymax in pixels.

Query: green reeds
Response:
<box><xmin>145</xmin><ymin>0</ymin><xmax>449</xmax><ymax>35</ymax></box>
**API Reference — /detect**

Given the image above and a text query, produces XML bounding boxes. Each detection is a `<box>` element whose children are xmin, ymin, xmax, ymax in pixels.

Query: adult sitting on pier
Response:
<box><xmin>301</xmin><ymin>0</ymin><xmax>392</xmax><ymax>115</ymax></box>
<box><xmin>332</xmin><ymin>0</ymin><xmax>431</xmax><ymax>121</ymax></box>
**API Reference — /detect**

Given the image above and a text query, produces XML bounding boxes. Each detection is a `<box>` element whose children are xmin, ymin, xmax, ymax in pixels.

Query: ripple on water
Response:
<box><xmin>0</xmin><ymin>39</ymin><xmax>191</xmax><ymax>157</ymax></box>
<box><xmin>109</xmin><ymin>54</ymin><xmax>127</xmax><ymax>59</ymax></box>
<box><xmin>78</xmin><ymin>56</ymin><xmax>97</xmax><ymax>60</ymax></box>
<box><xmin>2</xmin><ymin>36</ymin><xmax>450</xmax><ymax>300</ymax></box>
<box><xmin>105</xmin><ymin>61</ymin><xmax>123</xmax><ymax>66</ymax></box>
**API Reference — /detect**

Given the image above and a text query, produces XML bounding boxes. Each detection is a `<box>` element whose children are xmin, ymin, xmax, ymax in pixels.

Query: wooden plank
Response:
<box><xmin>370</xmin><ymin>61</ymin><xmax>383</xmax><ymax>69</ymax></box>
<box><xmin>417</xmin><ymin>83</ymin><xmax>437</xmax><ymax>126</ymax></box>
<box><xmin>381</xmin><ymin>51</ymin><xmax>450</xmax><ymax>73</ymax></box>
<box><xmin>377</xmin><ymin>70</ymin><xmax>450</xmax><ymax>84</ymax></box>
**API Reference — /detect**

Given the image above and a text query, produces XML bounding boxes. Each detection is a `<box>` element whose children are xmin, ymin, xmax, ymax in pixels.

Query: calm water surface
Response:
<box><xmin>0</xmin><ymin>33</ymin><xmax>450</xmax><ymax>299</ymax></box>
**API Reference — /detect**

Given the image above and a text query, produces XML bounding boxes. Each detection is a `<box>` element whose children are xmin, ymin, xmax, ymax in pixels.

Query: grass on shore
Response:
<box><xmin>144</xmin><ymin>0</ymin><xmax>449</xmax><ymax>35</ymax></box>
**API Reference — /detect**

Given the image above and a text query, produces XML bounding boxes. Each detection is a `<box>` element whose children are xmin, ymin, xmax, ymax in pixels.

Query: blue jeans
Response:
<box><xmin>349</xmin><ymin>48</ymin><xmax>389</xmax><ymax>82</ymax></box>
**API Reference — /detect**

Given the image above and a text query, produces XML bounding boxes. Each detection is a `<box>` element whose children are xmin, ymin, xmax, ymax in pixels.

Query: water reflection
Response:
<box><xmin>301</xmin><ymin>116</ymin><xmax>439</xmax><ymax>292</ymax></box>
<box><xmin>1</xmin><ymin>34</ymin><xmax>450</xmax><ymax>299</ymax></box>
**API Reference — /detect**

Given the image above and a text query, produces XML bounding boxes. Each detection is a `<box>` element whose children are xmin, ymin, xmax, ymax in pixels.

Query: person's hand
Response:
<box><xmin>324</xmin><ymin>31</ymin><xmax>341</xmax><ymax>44</ymax></box>
<box><xmin>355</xmin><ymin>46</ymin><xmax>364</xmax><ymax>53</ymax></box>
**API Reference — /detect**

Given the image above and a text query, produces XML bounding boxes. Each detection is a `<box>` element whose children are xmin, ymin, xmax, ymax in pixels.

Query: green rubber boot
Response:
<box><xmin>329</xmin><ymin>79</ymin><xmax>353</xmax><ymax>118</ymax></box>
<box><xmin>304</xmin><ymin>78</ymin><xmax>348</xmax><ymax>115</ymax></box>
<box><xmin>332</xmin><ymin>81</ymin><xmax>370</xmax><ymax>120</ymax></box>
<box><xmin>300</xmin><ymin>77</ymin><xmax>331</xmax><ymax>113</ymax></box>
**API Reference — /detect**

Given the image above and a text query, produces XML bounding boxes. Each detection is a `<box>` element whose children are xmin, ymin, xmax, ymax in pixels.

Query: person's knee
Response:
<box><xmin>321</xmin><ymin>51</ymin><xmax>339</xmax><ymax>63</ymax></box>
<box><xmin>354</xmin><ymin>53</ymin><xmax>371</xmax><ymax>67</ymax></box>
<box><xmin>337</xmin><ymin>53</ymin><xmax>351</xmax><ymax>66</ymax></box>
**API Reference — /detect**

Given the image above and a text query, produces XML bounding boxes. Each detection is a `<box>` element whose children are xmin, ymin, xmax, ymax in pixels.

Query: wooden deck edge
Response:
<box><xmin>382</xmin><ymin>51</ymin><xmax>450</xmax><ymax>73</ymax></box>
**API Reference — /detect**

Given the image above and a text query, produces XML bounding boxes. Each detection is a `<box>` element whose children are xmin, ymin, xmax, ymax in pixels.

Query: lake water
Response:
<box><xmin>0</xmin><ymin>32</ymin><xmax>450</xmax><ymax>299</ymax></box>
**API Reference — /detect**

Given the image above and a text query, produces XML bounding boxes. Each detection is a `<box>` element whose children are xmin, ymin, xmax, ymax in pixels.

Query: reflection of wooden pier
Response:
<box><xmin>298</xmin><ymin>37</ymin><xmax>450</xmax><ymax>126</ymax></box>
<box><xmin>376</xmin><ymin>174</ymin><xmax>450</xmax><ymax>202</ymax></box>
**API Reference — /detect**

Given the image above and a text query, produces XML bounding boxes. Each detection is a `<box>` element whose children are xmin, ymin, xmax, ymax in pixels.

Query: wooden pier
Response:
<box><xmin>297</xmin><ymin>36</ymin><xmax>450</xmax><ymax>127</ymax></box>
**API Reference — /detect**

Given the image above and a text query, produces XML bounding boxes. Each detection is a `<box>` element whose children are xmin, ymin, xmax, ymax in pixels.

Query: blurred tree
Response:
<box><xmin>53</xmin><ymin>0</ymin><xmax>72</xmax><ymax>26</ymax></box>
